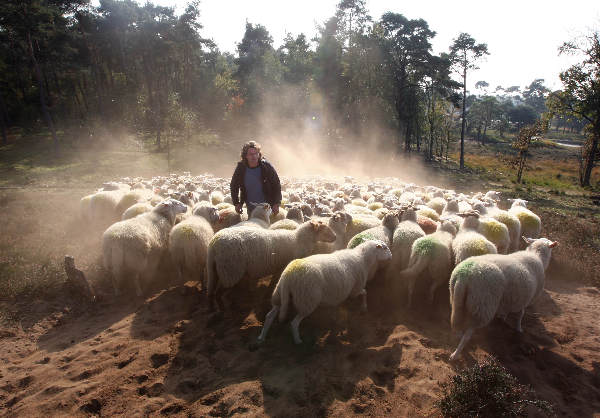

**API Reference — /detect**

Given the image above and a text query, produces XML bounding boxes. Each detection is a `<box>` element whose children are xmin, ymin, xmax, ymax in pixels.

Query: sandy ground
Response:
<box><xmin>1</xmin><ymin>263</ymin><xmax>600</xmax><ymax>417</ymax></box>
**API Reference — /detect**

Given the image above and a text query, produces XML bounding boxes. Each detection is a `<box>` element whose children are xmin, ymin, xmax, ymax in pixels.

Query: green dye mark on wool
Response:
<box><xmin>348</xmin><ymin>232</ymin><xmax>377</xmax><ymax>249</ymax></box>
<box><xmin>368</xmin><ymin>202</ymin><xmax>383</xmax><ymax>211</ymax></box>
<box><xmin>516</xmin><ymin>213</ymin><xmax>539</xmax><ymax>229</ymax></box>
<box><xmin>414</xmin><ymin>237</ymin><xmax>436</xmax><ymax>255</ymax></box>
<box><xmin>465</xmin><ymin>239</ymin><xmax>491</xmax><ymax>256</ymax></box>
<box><xmin>480</xmin><ymin>221</ymin><xmax>504</xmax><ymax>241</ymax></box>
<box><xmin>418</xmin><ymin>208</ymin><xmax>439</xmax><ymax>221</ymax></box>
<box><xmin>178</xmin><ymin>225</ymin><xmax>196</xmax><ymax>239</ymax></box>
<box><xmin>285</xmin><ymin>259</ymin><xmax>310</xmax><ymax>275</ymax></box>
<box><xmin>454</xmin><ymin>259</ymin><xmax>477</xmax><ymax>276</ymax></box>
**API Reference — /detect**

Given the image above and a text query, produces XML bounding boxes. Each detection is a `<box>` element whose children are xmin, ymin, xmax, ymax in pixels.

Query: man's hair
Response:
<box><xmin>240</xmin><ymin>140</ymin><xmax>262</xmax><ymax>161</ymax></box>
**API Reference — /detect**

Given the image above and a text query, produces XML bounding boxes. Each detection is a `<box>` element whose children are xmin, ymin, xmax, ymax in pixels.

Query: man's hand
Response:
<box><xmin>272</xmin><ymin>204</ymin><xmax>279</xmax><ymax>215</ymax></box>
<box><xmin>235</xmin><ymin>203</ymin><xmax>243</xmax><ymax>214</ymax></box>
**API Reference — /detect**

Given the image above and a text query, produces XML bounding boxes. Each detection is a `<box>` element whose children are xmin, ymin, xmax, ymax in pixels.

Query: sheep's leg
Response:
<box><xmin>359</xmin><ymin>289</ymin><xmax>368</xmax><ymax>313</ymax></box>
<box><xmin>176</xmin><ymin>265</ymin><xmax>185</xmax><ymax>286</ymax></box>
<box><xmin>427</xmin><ymin>282</ymin><xmax>437</xmax><ymax>305</ymax></box>
<box><xmin>215</xmin><ymin>285</ymin><xmax>226</xmax><ymax>311</ymax></box>
<box><xmin>111</xmin><ymin>274</ymin><xmax>120</xmax><ymax>296</ymax></box>
<box><xmin>291</xmin><ymin>314</ymin><xmax>306</xmax><ymax>344</ymax></box>
<box><xmin>515</xmin><ymin>309</ymin><xmax>525</xmax><ymax>333</ymax></box>
<box><xmin>450</xmin><ymin>327</ymin><xmax>474</xmax><ymax>361</ymax></box>
<box><xmin>257</xmin><ymin>306</ymin><xmax>279</xmax><ymax>343</ymax></box>
<box><xmin>199</xmin><ymin>265</ymin><xmax>207</xmax><ymax>293</ymax></box>
<box><xmin>133</xmin><ymin>273</ymin><xmax>143</xmax><ymax>297</ymax></box>
<box><xmin>406</xmin><ymin>277</ymin><xmax>416</xmax><ymax>308</ymax></box>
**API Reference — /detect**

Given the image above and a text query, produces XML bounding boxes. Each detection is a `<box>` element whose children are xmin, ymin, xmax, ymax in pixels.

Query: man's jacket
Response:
<box><xmin>230</xmin><ymin>158</ymin><xmax>282</xmax><ymax>207</ymax></box>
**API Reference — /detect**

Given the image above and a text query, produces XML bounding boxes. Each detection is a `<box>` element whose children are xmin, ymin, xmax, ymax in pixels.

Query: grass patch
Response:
<box><xmin>437</xmin><ymin>357</ymin><xmax>553</xmax><ymax>417</ymax></box>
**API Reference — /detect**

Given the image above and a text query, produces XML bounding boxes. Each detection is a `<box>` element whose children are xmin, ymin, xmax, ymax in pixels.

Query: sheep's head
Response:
<box><xmin>365</xmin><ymin>240</ymin><xmax>393</xmax><ymax>262</ymax></box>
<box><xmin>328</xmin><ymin>211</ymin><xmax>352</xmax><ymax>233</ymax></box>
<box><xmin>457</xmin><ymin>210</ymin><xmax>480</xmax><ymax>229</ymax></box>
<box><xmin>249</xmin><ymin>202</ymin><xmax>272</xmax><ymax>221</ymax></box>
<box><xmin>310</xmin><ymin>221</ymin><xmax>337</xmax><ymax>243</ymax></box>
<box><xmin>509</xmin><ymin>198</ymin><xmax>528</xmax><ymax>208</ymax></box>
<box><xmin>382</xmin><ymin>211</ymin><xmax>400</xmax><ymax>230</ymax></box>
<box><xmin>193</xmin><ymin>204</ymin><xmax>220</xmax><ymax>224</ymax></box>
<box><xmin>155</xmin><ymin>198</ymin><xmax>189</xmax><ymax>224</ymax></box>
<box><xmin>523</xmin><ymin>237</ymin><xmax>558</xmax><ymax>269</ymax></box>
<box><xmin>438</xmin><ymin>220</ymin><xmax>458</xmax><ymax>236</ymax></box>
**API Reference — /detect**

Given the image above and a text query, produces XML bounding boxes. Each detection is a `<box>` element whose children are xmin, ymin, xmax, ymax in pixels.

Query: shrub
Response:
<box><xmin>436</xmin><ymin>357</ymin><xmax>553</xmax><ymax>417</ymax></box>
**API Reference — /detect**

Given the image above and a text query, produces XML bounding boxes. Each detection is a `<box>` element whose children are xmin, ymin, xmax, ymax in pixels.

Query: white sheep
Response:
<box><xmin>314</xmin><ymin>212</ymin><xmax>353</xmax><ymax>254</ymax></box>
<box><xmin>257</xmin><ymin>240</ymin><xmax>393</xmax><ymax>344</ymax></box>
<box><xmin>168</xmin><ymin>203</ymin><xmax>220</xmax><ymax>290</ymax></box>
<box><xmin>233</xmin><ymin>203</ymin><xmax>272</xmax><ymax>229</ymax></box>
<box><xmin>346</xmin><ymin>211</ymin><xmax>399</xmax><ymax>249</ymax></box>
<box><xmin>398</xmin><ymin>220</ymin><xmax>456</xmax><ymax>307</ymax></box>
<box><xmin>477</xmin><ymin>217</ymin><xmax>511</xmax><ymax>255</ymax></box>
<box><xmin>102</xmin><ymin>198</ymin><xmax>188</xmax><ymax>296</ymax></box>
<box><xmin>121</xmin><ymin>202</ymin><xmax>153</xmax><ymax>220</ymax></box>
<box><xmin>508</xmin><ymin>199</ymin><xmax>541</xmax><ymax>243</ymax></box>
<box><xmin>387</xmin><ymin>207</ymin><xmax>426</xmax><ymax>281</ymax></box>
<box><xmin>449</xmin><ymin>237</ymin><xmax>558</xmax><ymax>360</ymax></box>
<box><xmin>452</xmin><ymin>212</ymin><xmax>498</xmax><ymax>265</ymax></box>
<box><xmin>206</xmin><ymin>220</ymin><xmax>337</xmax><ymax>310</ymax></box>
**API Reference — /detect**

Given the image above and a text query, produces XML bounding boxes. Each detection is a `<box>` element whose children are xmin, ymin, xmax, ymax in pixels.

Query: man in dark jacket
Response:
<box><xmin>230</xmin><ymin>141</ymin><xmax>282</xmax><ymax>216</ymax></box>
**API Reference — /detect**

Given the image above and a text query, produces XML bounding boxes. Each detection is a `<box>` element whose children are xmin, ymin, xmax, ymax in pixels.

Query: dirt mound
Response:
<box><xmin>1</xmin><ymin>269</ymin><xmax>600</xmax><ymax>416</ymax></box>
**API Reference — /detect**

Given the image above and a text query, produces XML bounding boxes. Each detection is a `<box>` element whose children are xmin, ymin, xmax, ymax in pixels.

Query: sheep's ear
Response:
<box><xmin>549</xmin><ymin>241</ymin><xmax>559</xmax><ymax>248</ymax></box>
<box><xmin>522</xmin><ymin>236</ymin><xmax>534</xmax><ymax>244</ymax></box>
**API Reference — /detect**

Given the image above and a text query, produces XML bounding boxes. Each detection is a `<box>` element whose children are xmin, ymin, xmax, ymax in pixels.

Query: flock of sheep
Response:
<box><xmin>79</xmin><ymin>173</ymin><xmax>557</xmax><ymax>360</ymax></box>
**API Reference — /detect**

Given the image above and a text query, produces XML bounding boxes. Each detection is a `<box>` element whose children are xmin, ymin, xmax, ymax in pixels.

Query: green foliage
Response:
<box><xmin>437</xmin><ymin>357</ymin><xmax>554</xmax><ymax>417</ymax></box>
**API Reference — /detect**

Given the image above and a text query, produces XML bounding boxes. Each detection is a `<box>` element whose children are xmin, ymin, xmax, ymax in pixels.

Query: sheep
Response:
<box><xmin>344</xmin><ymin>215</ymin><xmax>381</xmax><ymax>246</ymax></box>
<box><xmin>387</xmin><ymin>207</ymin><xmax>426</xmax><ymax>281</ymax></box>
<box><xmin>416</xmin><ymin>215</ymin><xmax>438</xmax><ymax>234</ymax></box>
<box><xmin>88</xmin><ymin>189</ymin><xmax>127</xmax><ymax>227</ymax></box>
<box><xmin>210</xmin><ymin>190</ymin><xmax>224</xmax><ymax>205</ymax></box>
<box><xmin>398</xmin><ymin>220</ymin><xmax>456</xmax><ymax>307</ymax></box>
<box><xmin>206</xmin><ymin>220</ymin><xmax>337</xmax><ymax>310</ymax></box>
<box><xmin>102</xmin><ymin>198</ymin><xmax>188</xmax><ymax>297</ymax></box>
<box><xmin>477</xmin><ymin>217</ymin><xmax>510</xmax><ymax>254</ymax></box>
<box><xmin>508</xmin><ymin>199</ymin><xmax>541</xmax><ymax>243</ymax></box>
<box><xmin>452</xmin><ymin>212</ymin><xmax>498</xmax><ymax>265</ymax></box>
<box><xmin>257</xmin><ymin>240</ymin><xmax>393</xmax><ymax>344</ymax></box>
<box><xmin>213</xmin><ymin>206</ymin><xmax>242</xmax><ymax>232</ymax></box>
<box><xmin>270</xmin><ymin>207</ymin><xmax>287</xmax><ymax>224</ymax></box>
<box><xmin>121</xmin><ymin>202</ymin><xmax>153</xmax><ymax>220</ymax></box>
<box><xmin>314</xmin><ymin>212</ymin><xmax>353</xmax><ymax>254</ymax></box>
<box><xmin>169</xmin><ymin>203</ymin><xmax>220</xmax><ymax>290</ymax></box>
<box><xmin>449</xmin><ymin>237</ymin><xmax>558</xmax><ymax>360</ymax></box>
<box><xmin>347</xmin><ymin>211</ymin><xmax>398</xmax><ymax>249</ymax></box>
<box><xmin>426</xmin><ymin>197</ymin><xmax>447</xmax><ymax>215</ymax></box>
<box><xmin>270</xmin><ymin>219</ymin><xmax>300</xmax><ymax>230</ymax></box>
<box><xmin>285</xmin><ymin>205</ymin><xmax>305</xmax><ymax>223</ymax></box>
<box><xmin>233</xmin><ymin>203</ymin><xmax>272</xmax><ymax>229</ymax></box>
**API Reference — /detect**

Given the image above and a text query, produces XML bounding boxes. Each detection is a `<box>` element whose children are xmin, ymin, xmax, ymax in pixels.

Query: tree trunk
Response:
<box><xmin>0</xmin><ymin>91</ymin><xmax>8</xmax><ymax>145</ymax></box>
<box><xmin>27</xmin><ymin>32</ymin><xmax>58</xmax><ymax>153</ymax></box>
<box><xmin>460</xmin><ymin>67</ymin><xmax>467</xmax><ymax>169</ymax></box>
<box><xmin>581</xmin><ymin>127</ymin><xmax>599</xmax><ymax>187</ymax></box>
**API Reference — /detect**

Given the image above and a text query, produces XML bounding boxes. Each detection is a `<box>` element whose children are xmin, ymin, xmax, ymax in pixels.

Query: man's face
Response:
<box><xmin>246</xmin><ymin>147</ymin><xmax>260</xmax><ymax>168</ymax></box>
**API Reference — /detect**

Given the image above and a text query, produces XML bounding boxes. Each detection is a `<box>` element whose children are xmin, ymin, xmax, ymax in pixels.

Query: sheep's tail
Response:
<box><xmin>398</xmin><ymin>253</ymin><xmax>429</xmax><ymax>283</ymax></box>
<box><xmin>103</xmin><ymin>237</ymin><xmax>123</xmax><ymax>276</ymax></box>
<box><xmin>450</xmin><ymin>274</ymin><xmax>468</xmax><ymax>330</ymax></box>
